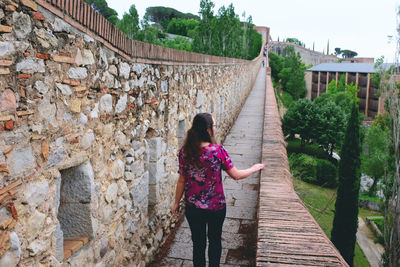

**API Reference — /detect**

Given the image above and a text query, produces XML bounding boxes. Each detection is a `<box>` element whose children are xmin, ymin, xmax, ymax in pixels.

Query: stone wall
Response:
<box><xmin>0</xmin><ymin>1</ymin><xmax>262</xmax><ymax>266</ymax></box>
<box><xmin>269</xmin><ymin>41</ymin><xmax>338</xmax><ymax>66</ymax></box>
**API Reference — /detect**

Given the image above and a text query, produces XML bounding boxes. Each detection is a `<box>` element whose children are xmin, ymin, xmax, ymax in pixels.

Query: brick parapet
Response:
<box><xmin>34</xmin><ymin>0</ymin><xmax>261</xmax><ymax>65</ymax></box>
<box><xmin>256</xmin><ymin>69</ymin><xmax>349</xmax><ymax>265</ymax></box>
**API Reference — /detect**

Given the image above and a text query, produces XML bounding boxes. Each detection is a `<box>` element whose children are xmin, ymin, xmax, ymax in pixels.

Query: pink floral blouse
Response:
<box><xmin>178</xmin><ymin>144</ymin><xmax>234</xmax><ymax>211</ymax></box>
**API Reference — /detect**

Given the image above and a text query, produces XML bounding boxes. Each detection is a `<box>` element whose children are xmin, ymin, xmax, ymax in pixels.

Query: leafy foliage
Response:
<box><xmin>144</xmin><ymin>6</ymin><xmax>199</xmax><ymax>30</ymax></box>
<box><xmin>167</xmin><ymin>18</ymin><xmax>199</xmax><ymax>37</ymax></box>
<box><xmin>331</xmin><ymin>104</ymin><xmax>362</xmax><ymax>267</ymax></box>
<box><xmin>117</xmin><ymin>5</ymin><xmax>140</xmax><ymax>39</ymax></box>
<box><xmin>192</xmin><ymin>0</ymin><xmax>262</xmax><ymax>59</ymax></box>
<box><xmin>341</xmin><ymin>49</ymin><xmax>358</xmax><ymax>59</ymax></box>
<box><xmin>285</xmin><ymin>37</ymin><xmax>305</xmax><ymax>47</ymax></box>
<box><xmin>84</xmin><ymin>0</ymin><xmax>118</xmax><ymax>24</ymax></box>
<box><xmin>282</xmin><ymin>98</ymin><xmax>346</xmax><ymax>155</ymax></box>
<box><xmin>282</xmin><ymin>98</ymin><xmax>317</xmax><ymax>144</ymax></box>
<box><xmin>269</xmin><ymin>47</ymin><xmax>307</xmax><ymax>100</ymax></box>
<box><xmin>361</xmin><ymin>122</ymin><xmax>391</xmax><ymax>197</ymax></box>
<box><xmin>289</xmin><ymin>153</ymin><xmax>337</xmax><ymax>187</ymax></box>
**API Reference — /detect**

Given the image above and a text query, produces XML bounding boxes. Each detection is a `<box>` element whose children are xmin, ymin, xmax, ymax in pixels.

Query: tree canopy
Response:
<box><xmin>84</xmin><ymin>0</ymin><xmax>119</xmax><ymax>25</ymax></box>
<box><xmin>144</xmin><ymin>6</ymin><xmax>199</xmax><ymax>30</ymax></box>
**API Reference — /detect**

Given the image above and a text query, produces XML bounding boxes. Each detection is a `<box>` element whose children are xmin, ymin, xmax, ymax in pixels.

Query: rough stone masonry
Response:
<box><xmin>0</xmin><ymin>1</ymin><xmax>262</xmax><ymax>266</ymax></box>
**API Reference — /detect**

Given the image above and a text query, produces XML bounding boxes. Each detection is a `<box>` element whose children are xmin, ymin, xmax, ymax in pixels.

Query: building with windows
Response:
<box><xmin>306</xmin><ymin>63</ymin><xmax>387</xmax><ymax>119</ymax></box>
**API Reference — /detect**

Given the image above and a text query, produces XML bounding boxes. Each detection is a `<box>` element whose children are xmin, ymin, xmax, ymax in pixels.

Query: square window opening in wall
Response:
<box><xmin>56</xmin><ymin>161</ymin><xmax>94</xmax><ymax>261</ymax></box>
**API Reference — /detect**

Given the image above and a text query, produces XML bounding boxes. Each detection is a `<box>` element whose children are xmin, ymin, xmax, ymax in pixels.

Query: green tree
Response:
<box><xmin>286</xmin><ymin>37</ymin><xmax>304</xmax><ymax>47</ymax></box>
<box><xmin>84</xmin><ymin>0</ymin><xmax>119</xmax><ymax>25</ymax></box>
<box><xmin>268</xmin><ymin>52</ymin><xmax>284</xmax><ymax>84</ymax></box>
<box><xmin>117</xmin><ymin>5</ymin><xmax>139</xmax><ymax>39</ymax></box>
<box><xmin>331</xmin><ymin>104</ymin><xmax>361</xmax><ymax>267</ymax></box>
<box><xmin>160</xmin><ymin>36</ymin><xmax>192</xmax><ymax>51</ymax></box>
<box><xmin>278</xmin><ymin>46</ymin><xmax>307</xmax><ymax>100</ymax></box>
<box><xmin>341</xmin><ymin>49</ymin><xmax>358</xmax><ymax>58</ymax></box>
<box><xmin>144</xmin><ymin>6</ymin><xmax>199</xmax><ymax>29</ymax></box>
<box><xmin>374</xmin><ymin>49</ymin><xmax>400</xmax><ymax>266</ymax></box>
<box><xmin>334</xmin><ymin>47</ymin><xmax>342</xmax><ymax>56</ymax></box>
<box><xmin>361</xmin><ymin>123</ymin><xmax>390</xmax><ymax>196</ymax></box>
<box><xmin>282</xmin><ymin>98</ymin><xmax>317</xmax><ymax>146</ymax></box>
<box><xmin>166</xmin><ymin>18</ymin><xmax>199</xmax><ymax>37</ymax></box>
<box><xmin>314</xmin><ymin>100</ymin><xmax>346</xmax><ymax>156</ymax></box>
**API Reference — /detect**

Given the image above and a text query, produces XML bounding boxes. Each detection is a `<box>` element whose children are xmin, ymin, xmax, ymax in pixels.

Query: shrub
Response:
<box><xmin>287</xmin><ymin>139</ymin><xmax>337</xmax><ymax>165</ymax></box>
<box><xmin>316</xmin><ymin>159</ymin><xmax>338</xmax><ymax>188</ymax></box>
<box><xmin>289</xmin><ymin>153</ymin><xmax>317</xmax><ymax>183</ymax></box>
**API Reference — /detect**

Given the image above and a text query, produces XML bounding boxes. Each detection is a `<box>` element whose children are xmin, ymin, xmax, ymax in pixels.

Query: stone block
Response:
<box><xmin>16</xmin><ymin>58</ymin><xmax>44</xmax><ymax>74</ymax></box>
<box><xmin>131</xmin><ymin>171</ymin><xmax>149</xmax><ymax>205</ymax></box>
<box><xmin>58</xmin><ymin>203</ymin><xmax>93</xmax><ymax>239</ymax></box>
<box><xmin>68</xmin><ymin>67</ymin><xmax>88</xmax><ymax>79</ymax></box>
<box><xmin>0</xmin><ymin>89</ymin><xmax>17</xmax><ymax>112</ymax></box>
<box><xmin>0</xmin><ymin>42</ymin><xmax>15</xmax><ymax>57</ymax></box>
<box><xmin>82</xmin><ymin>49</ymin><xmax>95</xmax><ymax>65</ymax></box>
<box><xmin>105</xmin><ymin>183</ymin><xmax>118</xmax><ymax>203</ymax></box>
<box><xmin>54</xmin><ymin>223</ymin><xmax>64</xmax><ymax>262</ymax></box>
<box><xmin>27</xmin><ymin>210</ymin><xmax>45</xmax><ymax>240</ymax></box>
<box><xmin>119</xmin><ymin>62</ymin><xmax>130</xmax><ymax>79</ymax></box>
<box><xmin>60</xmin><ymin>161</ymin><xmax>94</xmax><ymax>203</ymax></box>
<box><xmin>23</xmin><ymin>180</ymin><xmax>49</xmax><ymax>207</ymax></box>
<box><xmin>147</xmin><ymin>137</ymin><xmax>163</xmax><ymax>162</ymax></box>
<box><xmin>7</xmin><ymin>146</ymin><xmax>35</xmax><ymax>175</ymax></box>
<box><xmin>47</xmin><ymin>149</ymin><xmax>67</xmax><ymax>168</ymax></box>
<box><xmin>111</xmin><ymin>159</ymin><xmax>124</xmax><ymax>179</ymax></box>
<box><xmin>56</xmin><ymin>83</ymin><xmax>72</xmax><ymax>95</ymax></box>
<box><xmin>100</xmin><ymin>94</ymin><xmax>113</xmax><ymax>114</ymax></box>
<box><xmin>52</xmin><ymin>17</ymin><xmax>72</xmax><ymax>33</ymax></box>
<box><xmin>148</xmin><ymin>184</ymin><xmax>160</xmax><ymax>206</ymax></box>
<box><xmin>70</xmin><ymin>99</ymin><xmax>81</xmax><ymax>113</ymax></box>
<box><xmin>115</xmin><ymin>94</ymin><xmax>127</xmax><ymax>114</ymax></box>
<box><xmin>35</xmin><ymin>80</ymin><xmax>49</xmax><ymax>94</ymax></box>
<box><xmin>148</xmin><ymin>158</ymin><xmax>165</xmax><ymax>185</ymax></box>
<box><xmin>13</xmin><ymin>11</ymin><xmax>32</xmax><ymax>40</ymax></box>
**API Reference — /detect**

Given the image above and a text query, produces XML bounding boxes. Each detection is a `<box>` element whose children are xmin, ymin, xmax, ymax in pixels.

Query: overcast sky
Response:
<box><xmin>108</xmin><ymin>0</ymin><xmax>399</xmax><ymax>62</ymax></box>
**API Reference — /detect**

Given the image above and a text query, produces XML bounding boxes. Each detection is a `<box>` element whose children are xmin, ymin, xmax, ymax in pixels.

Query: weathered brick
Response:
<box><xmin>4</xmin><ymin>120</ymin><xmax>14</xmax><ymax>130</ymax></box>
<box><xmin>36</xmin><ymin>53</ymin><xmax>49</xmax><ymax>60</ymax></box>
<box><xmin>32</xmin><ymin>11</ymin><xmax>45</xmax><ymax>21</ymax></box>
<box><xmin>20</xmin><ymin>0</ymin><xmax>38</xmax><ymax>11</ymax></box>
<box><xmin>18</xmin><ymin>74</ymin><xmax>31</xmax><ymax>79</ymax></box>
<box><xmin>74</xmin><ymin>86</ymin><xmax>86</xmax><ymax>92</ymax></box>
<box><xmin>0</xmin><ymin>25</ymin><xmax>12</xmax><ymax>33</ymax></box>
<box><xmin>52</xmin><ymin>55</ymin><xmax>75</xmax><ymax>64</ymax></box>
<box><xmin>0</xmin><ymin>68</ymin><xmax>10</xmax><ymax>75</ymax></box>
<box><xmin>0</xmin><ymin>60</ymin><xmax>13</xmax><ymax>66</ymax></box>
<box><xmin>5</xmin><ymin>5</ymin><xmax>16</xmax><ymax>12</ymax></box>
<box><xmin>16</xmin><ymin>110</ymin><xmax>34</xmax><ymax>116</ymax></box>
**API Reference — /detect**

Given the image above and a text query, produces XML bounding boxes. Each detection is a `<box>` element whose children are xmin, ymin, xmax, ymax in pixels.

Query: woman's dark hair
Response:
<box><xmin>182</xmin><ymin>113</ymin><xmax>215</xmax><ymax>167</ymax></box>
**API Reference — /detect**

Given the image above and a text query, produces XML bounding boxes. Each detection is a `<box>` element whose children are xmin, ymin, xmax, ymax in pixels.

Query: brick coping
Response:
<box><xmin>256</xmin><ymin>70</ymin><xmax>349</xmax><ymax>266</ymax></box>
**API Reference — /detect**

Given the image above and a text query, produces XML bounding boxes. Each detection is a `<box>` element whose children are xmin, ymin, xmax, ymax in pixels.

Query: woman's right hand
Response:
<box><xmin>252</xmin><ymin>163</ymin><xmax>265</xmax><ymax>172</ymax></box>
<box><xmin>173</xmin><ymin>202</ymin><xmax>180</xmax><ymax>216</ymax></box>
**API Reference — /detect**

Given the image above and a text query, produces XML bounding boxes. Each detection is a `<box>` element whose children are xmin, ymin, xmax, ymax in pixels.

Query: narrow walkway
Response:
<box><xmin>157</xmin><ymin>66</ymin><xmax>266</xmax><ymax>266</ymax></box>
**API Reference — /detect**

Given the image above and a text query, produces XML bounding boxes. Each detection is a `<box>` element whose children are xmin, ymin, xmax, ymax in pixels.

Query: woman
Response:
<box><xmin>173</xmin><ymin>113</ymin><xmax>264</xmax><ymax>267</ymax></box>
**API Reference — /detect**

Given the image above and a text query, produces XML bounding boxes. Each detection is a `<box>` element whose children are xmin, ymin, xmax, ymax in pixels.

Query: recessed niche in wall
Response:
<box><xmin>57</xmin><ymin>161</ymin><xmax>94</xmax><ymax>261</ymax></box>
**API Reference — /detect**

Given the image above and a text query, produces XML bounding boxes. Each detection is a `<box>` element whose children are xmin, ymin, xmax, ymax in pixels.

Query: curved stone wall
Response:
<box><xmin>0</xmin><ymin>1</ymin><xmax>263</xmax><ymax>266</ymax></box>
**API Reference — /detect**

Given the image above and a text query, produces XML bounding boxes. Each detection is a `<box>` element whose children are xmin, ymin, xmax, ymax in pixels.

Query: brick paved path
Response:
<box><xmin>157</xmin><ymin>66</ymin><xmax>266</xmax><ymax>267</ymax></box>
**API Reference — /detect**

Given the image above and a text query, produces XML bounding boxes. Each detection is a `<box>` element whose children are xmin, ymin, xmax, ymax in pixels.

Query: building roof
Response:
<box><xmin>308</xmin><ymin>63</ymin><xmax>377</xmax><ymax>73</ymax></box>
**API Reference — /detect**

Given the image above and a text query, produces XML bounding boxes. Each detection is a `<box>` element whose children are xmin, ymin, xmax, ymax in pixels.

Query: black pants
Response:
<box><xmin>185</xmin><ymin>205</ymin><xmax>226</xmax><ymax>267</ymax></box>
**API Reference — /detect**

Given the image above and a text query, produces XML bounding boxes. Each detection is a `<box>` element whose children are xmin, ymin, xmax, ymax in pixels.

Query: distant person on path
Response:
<box><xmin>173</xmin><ymin>113</ymin><xmax>265</xmax><ymax>267</ymax></box>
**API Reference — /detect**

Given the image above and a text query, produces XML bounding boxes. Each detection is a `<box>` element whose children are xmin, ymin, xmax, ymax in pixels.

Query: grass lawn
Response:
<box><xmin>293</xmin><ymin>178</ymin><xmax>381</xmax><ymax>267</ymax></box>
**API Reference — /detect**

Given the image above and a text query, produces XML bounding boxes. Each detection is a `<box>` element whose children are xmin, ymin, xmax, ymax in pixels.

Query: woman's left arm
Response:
<box><xmin>173</xmin><ymin>174</ymin><xmax>185</xmax><ymax>216</ymax></box>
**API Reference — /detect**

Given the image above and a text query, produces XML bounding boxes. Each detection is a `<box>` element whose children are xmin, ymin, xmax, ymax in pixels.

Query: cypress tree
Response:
<box><xmin>331</xmin><ymin>104</ymin><xmax>361</xmax><ymax>267</ymax></box>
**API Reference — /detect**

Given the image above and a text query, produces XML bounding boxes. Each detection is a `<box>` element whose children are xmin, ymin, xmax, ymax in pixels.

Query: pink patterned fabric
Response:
<box><xmin>178</xmin><ymin>144</ymin><xmax>234</xmax><ymax>211</ymax></box>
